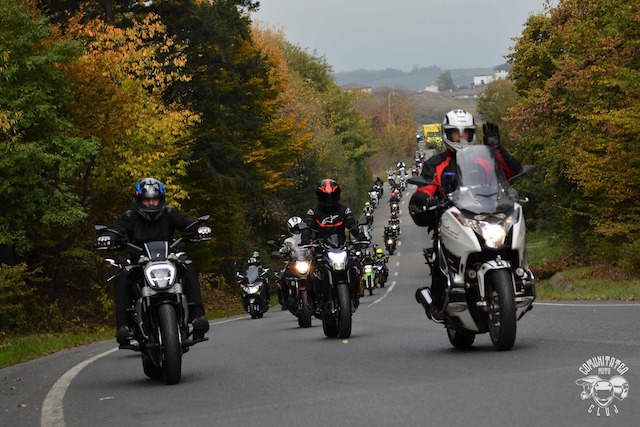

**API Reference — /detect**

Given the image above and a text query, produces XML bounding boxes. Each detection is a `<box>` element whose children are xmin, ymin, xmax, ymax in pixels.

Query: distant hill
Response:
<box><xmin>333</xmin><ymin>66</ymin><xmax>495</xmax><ymax>91</ymax></box>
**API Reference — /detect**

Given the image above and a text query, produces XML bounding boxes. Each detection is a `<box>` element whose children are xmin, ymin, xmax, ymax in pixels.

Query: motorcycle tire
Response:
<box><xmin>158</xmin><ymin>304</ymin><xmax>183</xmax><ymax>385</ymax></box>
<box><xmin>142</xmin><ymin>352</ymin><xmax>163</xmax><ymax>380</ymax></box>
<box><xmin>486</xmin><ymin>269</ymin><xmax>517</xmax><ymax>351</ymax></box>
<box><xmin>446</xmin><ymin>327</ymin><xmax>475</xmax><ymax>349</ymax></box>
<box><xmin>387</xmin><ymin>247</ymin><xmax>395</xmax><ymax>255</ymax></box>
<box><xmin>336</xmin><ymin>283</ymin><xmax>352</xmax><ymax>339</ymax></box>
<box><xmin>298</xmin><ymin>291</ymin><xmax>312</xmax><ymax>328</ymax></box>
<box><xmin>322</xmin><ymin>319</ymin><xmax>339</xmax><ymax>338</ymax></box>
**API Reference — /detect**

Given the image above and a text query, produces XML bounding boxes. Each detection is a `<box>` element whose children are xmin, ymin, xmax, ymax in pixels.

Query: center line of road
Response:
<box><xmin>367</xmin><ymin>280</ymin><xmax>396</xmax><ymax>307</ymax></box>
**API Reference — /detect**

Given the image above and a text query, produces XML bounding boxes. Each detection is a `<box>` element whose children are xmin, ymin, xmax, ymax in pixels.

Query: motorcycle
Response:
<box><xmin>360</xmin><ymin>252</ymin><xmax>376</xmax><ymax>296</ymax></box>
<box><xmin>389</xmin><ymin>201</ymin><xmax>400</xmax><ymax>214</ymax></box>
<box><xmin>411</xmin><ymin>166</ymin><xmax>419</xmax><ymax>176</ymax></box>
<box><xmin>409</xmin><ymin>145</ymin><xmax>536</xmax><ymax>351</ymax></box>
<box><xmin>305</xmin><ymin>234</ymin><xmax>369</xmax><ymax>338</ymax></box>
<box><xmin>369</xmin><ymin>191</ymin><xmax>379</xmax><ymax>208</ymax></box>
<box><xmin>364</xmin><ymin>210</ymin><xmax>374</xmax><ymax>226</ymax></box>
<box><xmin>237</xmin><ymin>263</ymin><xmax>270</xmax><ymax>319</ymax></box>
<box><xmin>95</xmin><ymin>215</ymin><xmax>211</xmax><ymax>385</ymax></box>
<box><xmin>383</xmin><ymin>225</ymin><xmax>397</xmax><ymax>255</ymax></box>
<box><xmin>271</xmin><ymin>242</ymin><xmax>313</xmax><ymax>328</ymax></box>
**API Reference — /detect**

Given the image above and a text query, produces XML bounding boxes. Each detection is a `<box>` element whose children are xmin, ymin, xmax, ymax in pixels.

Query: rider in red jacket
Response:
<box><xmin>408</xmin><ymin>110</ymin><xmax>522</xmax><ymax>318</ymax></box>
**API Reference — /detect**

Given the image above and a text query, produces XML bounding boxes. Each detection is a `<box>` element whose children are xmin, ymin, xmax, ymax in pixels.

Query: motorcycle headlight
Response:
<box><xmin>242</xmin><ymin>281</ymin><xmax>263</xmax><ymax>295</ymax></box>
<box><xmin>364</xmin><ymin>265</ymin><xmax>373</xmax><ymax>273</ymax></box>
<box><xmin>387</xmin><ymin>239</ymin><xmax>394</xmax><ymax>245</ymax></box>
<box><xmin>295</xmin><ymin>260</ymin><xmax>310</xmax><ymax>275</ymax></box>
<box><xmin>327</xmin><ymin>251</ymin><xmax>348</xmax><ymax>271</ymax></box>
<box><xmin>144</xmin><ymin>263</ymin><xmax>177</xmax><ymax>289</ymax></box>
<box><xmin>453</xmin><ymin>212</ymin><xmax>514</xmax><ymax>249</ymax></box>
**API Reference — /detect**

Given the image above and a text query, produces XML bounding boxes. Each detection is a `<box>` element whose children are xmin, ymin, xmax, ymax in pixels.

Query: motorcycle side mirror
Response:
<box><xmin>95</xmin><ymin>225</ymin><xmax>107</xmax><ymax>231</ymax></box>
<box><xmin>267</xmin><ymin>239</ymin><xmax>277</xmax><ymax>247</ymax></box>
<box><xmin>270</xmin><ymin>250</ymin><xmax>284</xmax><ymax>259</ymax></box>
<box><xmin>508</xmin><ymin>164</ymin><xmax>537</xmax><ymax>182</ymax></box>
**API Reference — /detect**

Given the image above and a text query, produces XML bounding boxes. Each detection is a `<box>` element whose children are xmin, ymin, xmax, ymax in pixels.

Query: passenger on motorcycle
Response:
<box><xmin>408</xmin><ymin>110</ymin><xmax>522</xmax><ymax>318</ymax></box>
<box><xmin>301</xmin><ymin>179</ymin><xmax>367</xmax><ymax>304</ymax></box>
<box><xmin>96</xmin><ymin>177</ymin><xmax>210</xmax><ymax>344</ymax></box>
<box><xmin>278</xmin><ymin>216</ymin><xmax>305</xmax><ymax>310</ymax></box>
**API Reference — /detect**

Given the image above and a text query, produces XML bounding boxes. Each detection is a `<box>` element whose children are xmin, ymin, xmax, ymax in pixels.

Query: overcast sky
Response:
<box><xmin>251</xmin><ymin>0</ymin><xmax>551</xmax><ymax>72</ymax></box>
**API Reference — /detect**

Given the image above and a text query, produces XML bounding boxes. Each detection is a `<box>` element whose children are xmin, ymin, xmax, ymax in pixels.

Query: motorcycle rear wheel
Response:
<box><xmin>446</xmin><ymin>327</ymin><xmax>475</xmax><ymax>349</ymax></box>
<box><xmin>487</xmin><ymin>270</ymin><xmax>517</xmax><ymax>351</ymax></box>
<box><xmin>142</xmin><ymin>352</ymin><xmax>163</xmax><ymax>380</ymax></box>
<box><xmin>158</xmin><ymin>304</ymin><xmax>183</xmax><ymax>384</ymax></box>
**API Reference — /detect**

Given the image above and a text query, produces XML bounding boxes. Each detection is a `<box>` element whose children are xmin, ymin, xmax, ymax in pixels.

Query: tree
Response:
<box><xmin>436</xmin><ymin>71</ymin><xmax>454</xmax><ymax>92</ymax></box>
<box><xmin>507</xmin><ymin>0</ymin><xmax>640</xmax><ymax>270</ymax></box>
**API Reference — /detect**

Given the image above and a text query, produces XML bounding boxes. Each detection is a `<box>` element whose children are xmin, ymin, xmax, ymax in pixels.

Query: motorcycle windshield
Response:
<box><xmin>323</xmin><ymin>233</ymin><xmax>344</xmax><ymax>248</ymax></box>
<box><xmin>143</xmin><ymin>241</ymin><xmax>169</xmax><ymax>260</ymax></box>
<box><xmin>450</xmin><ymin>145</ymin><xmax>520</xmax><ymax>215</ymax></box>
<box><xmin>245</xmin><ymin>265</ymin><xmax>261</xmax><ymax>283</ymax></box>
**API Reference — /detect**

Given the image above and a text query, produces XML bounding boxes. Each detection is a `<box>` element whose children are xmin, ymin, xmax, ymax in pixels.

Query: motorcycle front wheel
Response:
<box><xmin>298</xmin><ymin>290</ymin><xmax>312</xmax><ymax>328</ymax></box>
<box><xmin>486</xmin><ymin>269</ymin><xmax>517</xmax><ymax>351</ymax></box>
<box><xmin>158</xmin><ymin>304</ymin><xmax>183</xmax><ymax>384</ymax></box>
<box><xmin>337</xmin><ymin>283</ymin><xmax>352</xmax><ymax>338</ymax></box>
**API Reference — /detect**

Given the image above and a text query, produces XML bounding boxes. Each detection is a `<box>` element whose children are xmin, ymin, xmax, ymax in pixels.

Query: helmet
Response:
<box><xmin>315</xmin><ymin>179</ymin><xmax>341</xmax><ymax>208</ymax></box>
<box><xmin>134</xmin><ymin>177</ymin><xmax>166</xmax><ymax>221</ymax></box>
<box><xmin>287</xmin><ymin>216</ymin><xmax>303</xmax><ymax>235</ymax></box>
<box><xmin>364</xmin><ymin>201</ymin><xmax>370</xmax><ymax>207</ymax></box>
<box><xmin>375</xmin><ymin>247</ymin><xmax>384</xmax><ymax>258</ymax></box>
<box><xmin>251</xmin><ymin>250</ymin><xmax>260</xmax><ymax>259</ymax></box>
<box><xmin>442</xmin><ymin>109</ymin><xmax>477</xmax><ymax>152</ymax></box>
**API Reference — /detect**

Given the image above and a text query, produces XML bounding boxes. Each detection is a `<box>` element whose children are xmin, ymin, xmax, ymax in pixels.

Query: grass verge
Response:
<box><xmin>0</xmin><ymin>307</ymin><xmax>244</xmax><ymax>369</ymax></box>
<box><xmin>528</xmin><ymin>231</ymin><xmax>640</xmax><ymax>300</ymax></box>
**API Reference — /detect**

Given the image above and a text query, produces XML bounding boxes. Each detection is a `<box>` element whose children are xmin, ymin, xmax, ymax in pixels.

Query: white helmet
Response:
<box><xmin>442</xmin><ymin>109</ymin><xmax>477</xmax><ymax>152</ymax></box>
<box><xmin>287</xmin><ymin>216</ymin><xmax>303</xmax><ymax>235</ymax></box>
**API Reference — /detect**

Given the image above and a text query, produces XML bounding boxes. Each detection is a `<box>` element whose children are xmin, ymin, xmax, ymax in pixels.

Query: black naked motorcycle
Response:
<box><xmin>95</xmin><ymin>216</ymin><xmax>211</xmax><ymax>385</ymax></box>
<box><xmin>305</xmin><ymin>234</ymin><xmax>369</xmax><ymax>338</ymax></box>
<box><xmin>384</xmin><ymin>225</ymin><xmax>398</xmax><ymax>255</ymax></box>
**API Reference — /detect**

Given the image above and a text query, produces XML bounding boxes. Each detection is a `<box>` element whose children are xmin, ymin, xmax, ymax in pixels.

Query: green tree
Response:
<box><xmin>436</xmin><ymin>71</ymin><xmax>454</xmax><ymax>92</ymax></box>
<box><xmin>508</xmin><ymin>0</ymin><xmax>640</xmax><ymax>269</ymax></box>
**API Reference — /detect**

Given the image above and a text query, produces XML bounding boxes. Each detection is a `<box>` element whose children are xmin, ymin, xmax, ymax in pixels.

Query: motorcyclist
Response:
<box><xmin>278</xmin><ymin>216</ymin><xmax>304</xmax><ymax>310</ymax></box>
<box><xmin>374</xmin><ymin>247</ymin><xmax>389</xmax><ymax>285</ymax></box>
<box><xmin>246</xmin><ymin>251</ymin><xmax>270</xmax><ymax>304</ymax></box>
<box><xmin>374</xmin><ymin>176</ymin><xmax>384</xmax><ymax>188</ymax></box>
<box><xmin>301</xmin><ymin>179</ymin><xmax>367</xmax><ymax>306</ymax></box>
<box><xmin>408</xmin><ymin>109</ymin><xmax>522</xmax><ymax>319</ymax></box>
<box><xmin>363</xmin><ymin>201</ymin><xmax>374</xmax><ymax>214</ymax></box>
<box><xmin>96</xmin><ymin>177</ymin><xmax>211</xmax><ymax>344</ymax></box>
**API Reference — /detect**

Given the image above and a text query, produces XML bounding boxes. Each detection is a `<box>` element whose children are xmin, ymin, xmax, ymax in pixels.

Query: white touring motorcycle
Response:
<box><xmin>409</xmin><ymin>145</ymin><xmax>536</xmax><ymax>351</ymax></box>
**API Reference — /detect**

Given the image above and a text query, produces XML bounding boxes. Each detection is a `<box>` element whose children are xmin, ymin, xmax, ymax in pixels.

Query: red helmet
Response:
<box><xmin>316</xmin><ymin>179</ymin><xmax>341</xmax><ymax>207</ymax></box>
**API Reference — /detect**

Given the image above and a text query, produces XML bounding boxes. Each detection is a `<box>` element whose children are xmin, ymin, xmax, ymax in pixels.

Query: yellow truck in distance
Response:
<box><xmin>422</xmin><ymin>123</ymin><xmax>442</xmax><ymax>149</ymax></box>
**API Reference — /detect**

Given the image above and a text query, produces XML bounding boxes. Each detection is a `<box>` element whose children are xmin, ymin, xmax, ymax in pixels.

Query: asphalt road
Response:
<box><xmin>3</xmin><ymin>185</ymin><xmax>640</xmax><ymax>427</ymax></box>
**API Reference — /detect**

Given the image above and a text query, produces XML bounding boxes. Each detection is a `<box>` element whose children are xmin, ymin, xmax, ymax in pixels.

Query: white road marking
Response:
<box><xmin>367</xmin><ymin>280</ymin><xmax>396</xmax><ymax>307</ymax></box>
<box><xmin>41</xmin><ymin>348</ymin><xmax>118</xmax><ymax>427</ymax></box>
<box><xmin>535</xmin><ymin>302</ymin><xmax>640</xmax><ymax>307</ymax></box>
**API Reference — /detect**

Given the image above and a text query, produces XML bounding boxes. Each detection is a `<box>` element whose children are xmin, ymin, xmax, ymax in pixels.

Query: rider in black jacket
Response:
<box><xmin>301</xmin><ymin>179</ymin><xmax>367</xmax><ymax>307</ymax></box>
<box><xmin>301</xmin><ymin>179</ymin><xmax>365</xmax><ymax>246</ymax></box>
<box><xmin>96</xmin><ymin>177</ymin><xmax>210</xmax><ymax>344</ymax></box>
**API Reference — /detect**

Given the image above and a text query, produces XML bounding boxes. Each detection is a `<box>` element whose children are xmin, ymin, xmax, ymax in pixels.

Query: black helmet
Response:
<box><xmin>134</xmin><ymin>177</ymin><xmax>166</xmax><ymax>221</ymax></box>
<box><xmin>316</xmin><ymin>179</ymin><xmax>341</xmax><ymax>208</ymax></box>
